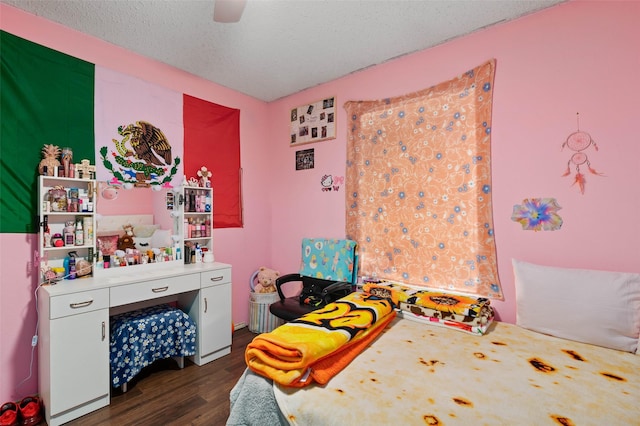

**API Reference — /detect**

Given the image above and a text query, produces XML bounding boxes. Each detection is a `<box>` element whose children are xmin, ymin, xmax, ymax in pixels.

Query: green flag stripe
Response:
<box><xmin>1</xmin><ymin>31</ymin><xmax>95</xmax><ymax>233</ymax></box>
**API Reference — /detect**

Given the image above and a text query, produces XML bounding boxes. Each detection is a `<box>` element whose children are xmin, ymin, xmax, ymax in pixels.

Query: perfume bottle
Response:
<box><xmin>75</xmin><ymin>219</ymin><xmax>84</xmax><ymax>246</ymax></box>
<box><xmin>64</xmin><ymin>221</ymin><xmax>75</xmax><ymax>246</ymax></box>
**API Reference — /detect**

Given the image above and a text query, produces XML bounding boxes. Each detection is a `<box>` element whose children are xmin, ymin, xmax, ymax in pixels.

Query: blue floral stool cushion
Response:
<box><xmin>110</xmin><ymin>304</ymin><xmax>197</xmax><ymax>389</ymax></box>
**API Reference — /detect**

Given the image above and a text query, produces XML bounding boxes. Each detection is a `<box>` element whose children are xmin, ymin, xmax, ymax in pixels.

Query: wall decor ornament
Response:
<box><xmin>100</xmin><ymin>120</ymin><xmax>180</xmax><ymax>188</ymax></box>
<box><xmin>320</xmin><ymin>174</ymin><xmax>343</xmax><ymax>192</ymax></box>
<box><xmin>74</xmin><ymin>159</ymin><xmax>96</xmax><ymax>180</ymax></box>
<box><xmin>38</xmin><ymin>144</ymin><xmax>61</xmax><ymax>176</ymax></box>
<box><xmin>290</xmin><ymin>96</ymin><xmax>336</xmax><ymax>146</ymax></box>
<box><xmin>511</xmin><ymin>198</ymin><xmax>563</xmax><ymax>231</ymax></box>
<box><xmin>561</xmin><ymin>113</ymin><xmax>604</xmax><ymax>194</ymax></box>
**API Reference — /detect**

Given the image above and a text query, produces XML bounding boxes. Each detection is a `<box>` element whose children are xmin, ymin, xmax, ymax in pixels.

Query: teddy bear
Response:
<box><xmin>254</xmin><ymin>266</ymin><xmax>279</xmax><ymax>293</ymax></box>
<box><xmin>117</xmin><ymin>235</ymin><xmax>136</xmax><ymax>251</ymax></box>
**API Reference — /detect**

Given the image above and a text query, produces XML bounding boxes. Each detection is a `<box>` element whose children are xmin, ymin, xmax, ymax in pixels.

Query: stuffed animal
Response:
<box><xmin>117</xmin><ymin>235</ymin><xmax>136</xmax><ymax>251</ymax></box>
<box><xmin>122</xmin><ymin>224</ymin><xmax>135</xmax><ymax>237</ymax></box>
<box><xmin>255</xmin><ymin>266</ymin><xmax>279</xmax><ymax>293</ymax></box>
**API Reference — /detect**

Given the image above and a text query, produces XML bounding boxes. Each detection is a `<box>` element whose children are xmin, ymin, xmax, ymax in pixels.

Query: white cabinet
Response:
<box><xmin>38</xmin><ymin>288</ymin><xmax>110</xmax><ymax>426</ymax></box>
<box><xmin>199</xmin><ymin>283</ymin><xmax>232</xmax><ymax>360</ymax></box>
<box><xmin>181</xmin><ymin>185</ymin><xmax>213</xmax><ymax>263</ymax></box>
<box><xmin>39</xmin><ymin>263</ymin><xmax>232</xmax><ymax>424</ymax></box>
<box><xmin>38</xmin><ymin>176</ymin><xmax>96</xmax><ymax>282</ymax></box>
<box><xmin>179</xmin><ymin>266</ymin><xmax>232</xmax><ymax>365</ymax></box>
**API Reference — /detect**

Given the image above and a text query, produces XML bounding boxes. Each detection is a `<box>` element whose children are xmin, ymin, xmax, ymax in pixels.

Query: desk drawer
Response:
<box><xmin>110</xmin><ymin>274</ymin><xmax>199</xmax><ymax>307</ymax></box>
<box><xmin>201</xmin><ymin>268</ymin><xmax>231</xmax><ymax>288</ymax></box>
<box><xmin>50</xmin><ymin>289</ymin><xmax>110</xmax><ymax>320</ymax></box>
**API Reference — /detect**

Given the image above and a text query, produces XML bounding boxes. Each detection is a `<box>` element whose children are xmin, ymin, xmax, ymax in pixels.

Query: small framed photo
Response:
<box><xmin>290</xmin><ymin>96</ymin><xmax>336</xmax><ymax>146</ymax></box>
<box><xmin>295</xmin><ymin>148</ymin><xmax>315</xmax><ymax>170</ymax></box>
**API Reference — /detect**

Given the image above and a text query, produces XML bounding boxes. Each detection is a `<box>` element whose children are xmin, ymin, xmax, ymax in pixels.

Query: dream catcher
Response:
<box><xmin>561</xmin><ymin>113</ymin><xmax>604</xmax><ymax>194</ymax></box>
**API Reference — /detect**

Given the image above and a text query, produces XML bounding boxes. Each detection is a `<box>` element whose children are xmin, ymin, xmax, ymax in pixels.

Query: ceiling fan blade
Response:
<box><xmin>213</xmin><ymin>0</ymin><xmax>247</xmax><ymax>23</ymax></box>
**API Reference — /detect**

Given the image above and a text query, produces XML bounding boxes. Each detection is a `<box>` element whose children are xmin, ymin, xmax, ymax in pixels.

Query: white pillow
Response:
<box><xmin>150</xmin><ymin>229</ymin><xmax>172</xmax><ymax>248</ymax></box>
<box><xmin>513</xmin><ymin>259</ymin><xmax>640</xmax><ymax>353</ymax></box>
<box><xmin>133</xmin><ymin>224</ymin><xmax>160</xmax><ymax>238</ymax></box>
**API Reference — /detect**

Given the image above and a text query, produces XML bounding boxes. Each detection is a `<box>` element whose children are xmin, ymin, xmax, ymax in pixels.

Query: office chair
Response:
<box><xmin>269</xmin><ymin>238</ymin><xmax>358</xmax><ymax>322</ymax></box>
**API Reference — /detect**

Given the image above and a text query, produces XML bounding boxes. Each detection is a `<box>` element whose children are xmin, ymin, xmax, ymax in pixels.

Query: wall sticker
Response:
<box><xmin>511</xmin><ymin>198</ymin><xmax>563</xmax><ymax>231</ymax></box>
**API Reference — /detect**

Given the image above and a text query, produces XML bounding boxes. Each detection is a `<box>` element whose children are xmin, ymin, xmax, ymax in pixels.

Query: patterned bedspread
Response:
<box><xmin>274</xmin><ymin>317</ymin><xmax>639</xmax><ymax>425</ymax></box>
<box><xmin>110</xmin><ymin>304</ymin><xmax>196</xmax><ymax>388</ymax></box>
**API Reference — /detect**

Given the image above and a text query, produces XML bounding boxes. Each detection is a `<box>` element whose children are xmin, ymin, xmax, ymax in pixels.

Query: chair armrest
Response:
<box><xmin>274</xmin><ymin>273</ymin><xmax>303</xmax><ymax>300</ymax></box>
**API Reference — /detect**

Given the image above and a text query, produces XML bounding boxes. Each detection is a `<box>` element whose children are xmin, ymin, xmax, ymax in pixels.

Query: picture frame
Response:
<box><xmin>290</xmin><ymin>96</ymin><xmax>336</xmax><ymax>146</ymax></box>
<box><xmin>295</xmin><ymin>148</ymin><xmax>315</xmax><ymax>170</ymax></box>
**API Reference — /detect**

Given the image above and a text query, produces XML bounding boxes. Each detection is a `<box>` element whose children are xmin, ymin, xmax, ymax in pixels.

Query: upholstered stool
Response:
<box><xmin>110</xmin><ymin>304</ymin><xmax>197</xmax><ymax>392</ymax></box>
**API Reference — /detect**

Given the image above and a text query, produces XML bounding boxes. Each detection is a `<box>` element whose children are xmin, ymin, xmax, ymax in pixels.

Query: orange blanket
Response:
<box><xmin>245</xmin><ymin>292</ymin><xmax>395</xmax><ymax>387</ymax></box>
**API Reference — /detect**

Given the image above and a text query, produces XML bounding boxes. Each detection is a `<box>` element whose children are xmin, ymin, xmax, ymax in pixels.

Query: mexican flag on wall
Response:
<box><xmin>0</xmin><ymin>30</ymin><xmax>241</xmax><ymax>234</ymax></box>
<box><xmin>94</xmin><ymin>67</ymin><xmax>184</xmax><ymax>188</ymax></box>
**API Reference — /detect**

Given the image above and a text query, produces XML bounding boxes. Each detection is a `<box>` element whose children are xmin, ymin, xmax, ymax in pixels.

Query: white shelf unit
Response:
<box><xmin>38</xmin><ymin>176</ymin><xmax>97</xmax><ymax>282</ymax></box>
<box><xmin>36</xmin><ymin>176</ymin><xmax>231</xmax><ymax>426</ymax></box>
<box><xmin>181</xmin><ymin>185</ymin><xmax>213</xmax><ymax>263</ymax></box>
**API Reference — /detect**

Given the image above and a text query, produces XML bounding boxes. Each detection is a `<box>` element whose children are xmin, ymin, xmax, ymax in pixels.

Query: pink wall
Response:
<box><xmin>267</xmin><ymin>0</ymin><xmax>640</xmax><ymax>318</ymax></box>
<box><xmin>2</xmin><ymin>0</ymin><xmax>639</xmax><ymax>404</ymax></box>
<box><xmin>0</xmin><ymin>4</ymin><xmax>271</xmax><ymax>402</ymax></box>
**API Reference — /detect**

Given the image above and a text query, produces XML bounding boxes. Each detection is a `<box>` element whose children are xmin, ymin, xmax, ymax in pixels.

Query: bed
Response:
<box><xmin>228</xmin><ymin>260</ymin><xmax>640</xmax><ymax>425</ymax></box>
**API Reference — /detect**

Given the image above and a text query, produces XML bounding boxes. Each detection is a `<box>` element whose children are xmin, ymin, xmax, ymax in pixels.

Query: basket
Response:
<box><xmin>248</xmin><ymin>291</ymin><xmax>284</xmax><ymax>333</ymax></box>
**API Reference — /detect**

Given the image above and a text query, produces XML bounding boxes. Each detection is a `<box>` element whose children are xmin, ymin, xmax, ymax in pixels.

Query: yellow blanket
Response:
<box><xmin>363</xmin><ymin>281</ymin><xmax>490</xmax><ymax>318</ymax></box>
<box><xmin>245</xmin><ymin>292</ymin><xmax>395</xmax><ymax>387</ymax></box>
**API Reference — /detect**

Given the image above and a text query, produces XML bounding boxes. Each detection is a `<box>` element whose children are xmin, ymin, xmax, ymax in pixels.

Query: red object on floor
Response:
<box><xmin>0</xmin><ymin>402</ymin><xmax>18</xmax><ymax>426</ymax></box>
<box><xmin>17</xmin><ymin>397</ymin><xmax>42</xmax><ymax>426</ymax></box>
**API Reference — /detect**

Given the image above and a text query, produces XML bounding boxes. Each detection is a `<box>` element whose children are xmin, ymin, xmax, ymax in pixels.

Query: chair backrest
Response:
<box><xmin>298</xmin><ymin>238</ymin><xmax>358</xmax><ymax>285</ymax></box>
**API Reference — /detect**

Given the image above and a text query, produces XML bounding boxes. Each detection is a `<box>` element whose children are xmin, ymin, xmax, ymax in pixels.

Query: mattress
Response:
<box><xmin>273</xmin><ymin>317</ymin><xmax>639</xmax><ymax>425</ymax></box>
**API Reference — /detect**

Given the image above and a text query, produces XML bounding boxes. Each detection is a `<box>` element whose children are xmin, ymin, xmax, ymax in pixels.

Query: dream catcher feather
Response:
<box><xmin>561</xmin><ymin>113</ymin><xmax>604</xmax><ymax>194</ymax></box>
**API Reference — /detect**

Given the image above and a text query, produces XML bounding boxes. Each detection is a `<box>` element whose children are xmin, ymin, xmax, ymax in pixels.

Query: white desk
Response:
<box><xmin>37</xmin><ymin>262</ymin><xmax>232</xmax><ymax>426</ymax></box>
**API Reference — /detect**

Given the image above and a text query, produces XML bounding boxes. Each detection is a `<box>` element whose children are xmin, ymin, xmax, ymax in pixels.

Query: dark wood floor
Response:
<box><xmin>62</xmin><ymin>326</ymin><xmax>255</xmax><ymax>426</ymax></box>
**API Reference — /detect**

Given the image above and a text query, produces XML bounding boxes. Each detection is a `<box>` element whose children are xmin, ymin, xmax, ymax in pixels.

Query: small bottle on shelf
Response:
<box><xmin>64</xmin><ymin>221</ymin><xmax>75</xmax><ymax>246</ymax></box>
<box><xmin>189</xmin><ymin>190</ymin><xmax>196</xmax><ymax>212</ymax></box>
<box><xmin>44</xmin><ymin>226</ymin><xmax>52</xmax><ymax>248</ymax></box>
<box><xmin>199</xmin><ymin>190</ymin><xmax>206</xmax><ymax>212</ymax></box>
<box><xmin>205</xmin><ymin>191</ymin><xmax>211</xmax><ymax>213</ymax></box>
<box><xmin>83</xmin><ymin>217</ymin><xmax>93</xmax><ymax>246</ymax></box>
<box><xmin>193</xmin><ymin>219</ymin><xmax>200</xmax><ymax>238</ymax></box>
<box><xmin>75</xmin><ymin>219</ymin><xmax>84</xmax><ymax>246</ymax></box>
<box><xmin>68</xmin><ymin>253</ymin><xmax>77</xmax><ymax>280</ymax></box>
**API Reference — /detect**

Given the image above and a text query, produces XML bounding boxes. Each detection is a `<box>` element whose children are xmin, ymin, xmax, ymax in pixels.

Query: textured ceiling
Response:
<box><xmin>2</xmin><ymin>0</ymin><xmax>565</xmax><ymax>102</ymax></box>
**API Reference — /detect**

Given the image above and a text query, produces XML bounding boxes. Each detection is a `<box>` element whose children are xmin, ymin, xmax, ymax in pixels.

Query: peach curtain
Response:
<box><xmin>345</xmin><ymin>60</ymin><xmax>502</xmax><ymax>299</ymax></box>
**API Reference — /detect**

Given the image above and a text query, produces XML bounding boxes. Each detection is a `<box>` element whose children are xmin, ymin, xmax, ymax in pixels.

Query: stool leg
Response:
<box><xmin>121</xmin><ymin>382</ymin><xmax>128</xmax><ymax>393</ymax></box>
<box><xmin>173</xmin><ymin>356</ymin><xmax>185</xmax><ymax>369</ymax></box>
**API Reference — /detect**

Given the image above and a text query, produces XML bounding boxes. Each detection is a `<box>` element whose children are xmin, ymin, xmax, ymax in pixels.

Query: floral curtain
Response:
<box><xmin>345</xmin><ymin>59</ymin><xmax>502</xmax><ymax>299</ymax></box>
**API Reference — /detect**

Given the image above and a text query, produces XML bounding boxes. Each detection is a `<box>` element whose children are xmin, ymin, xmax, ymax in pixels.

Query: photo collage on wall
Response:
<box><xmin>290</xmin><ymin>96</ymin><xmax>336</xmax><ymax>146</ymax></box>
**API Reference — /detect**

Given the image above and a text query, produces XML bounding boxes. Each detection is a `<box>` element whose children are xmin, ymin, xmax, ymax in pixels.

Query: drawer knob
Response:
<box><xmin>152</xmin><ymin>286</ymin><xmax>169</xmax><ymax>293</ymax></box>
<box><xmin>210</xmin><ymin>276</ymin><xmax>223</xmax><ymax>282</ymax></box>
<box><xmin>70</xmin><ymin>300</ymin><xmax>93</xmax><ymax>309</ymax></box>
